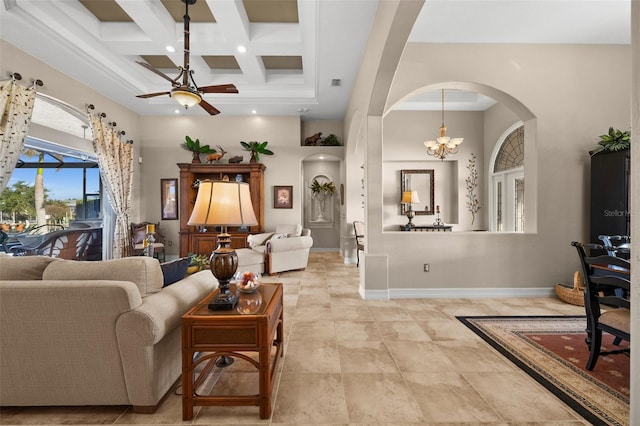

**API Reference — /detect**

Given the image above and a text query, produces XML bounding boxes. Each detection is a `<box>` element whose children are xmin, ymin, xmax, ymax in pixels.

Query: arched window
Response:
<box><xmin>490</xmin><ymin>124</ymin><xmax>524</xmax><ymax>232</ymax></box>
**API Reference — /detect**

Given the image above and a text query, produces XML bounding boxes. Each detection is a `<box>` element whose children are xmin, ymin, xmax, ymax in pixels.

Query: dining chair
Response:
<box><xmin>353</xmin><ymin>221</ymin><xmax>365</xmax><ymax>267</ymax></box>
<box><xmin>571</xmin><ymin>241</ymin><xmax>630</xmax><ymax>371</ymax></box>
<box><xmin>597</xmin><ymin>234</ymin><xmax>630</xmax><ymax>259</ymax></box>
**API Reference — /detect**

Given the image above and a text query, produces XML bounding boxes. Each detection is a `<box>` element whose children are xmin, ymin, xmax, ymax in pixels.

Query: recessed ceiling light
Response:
<box><xmin>166</xmin><ymin>45</ymin><xmax>175</xmax><ymax>53</ymax></box>
<box><xmin>174</xmin><ymin>109</ymin><xmax>180</xmax><ymax>114</ymax></box>
<box><xmin>318</xmin><ymin>155</ymin><xmax>325</xmax><ymax>160</ymax></box>
<box><xmin>252</xmin><ymin>109</ymin><xmax>257</xmax><ymax>114</ymax></box>
<box><xmin>237</xmin><ymin>45</ymin><xmax>247</xmax><ymax>53</ymax></box>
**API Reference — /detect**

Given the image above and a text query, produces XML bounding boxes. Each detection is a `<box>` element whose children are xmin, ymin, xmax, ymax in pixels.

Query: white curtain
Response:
<box><xmin>88</xmin><ymin>110</ymin><xmax>133</xmax><ymax>259</ymax></box>
<box><xmin>0</xmin><ymin>78</ymin><xmax>37</xmax><ymax>193</ymax></box>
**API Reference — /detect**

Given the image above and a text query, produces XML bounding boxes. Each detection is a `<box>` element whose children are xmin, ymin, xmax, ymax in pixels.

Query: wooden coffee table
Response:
<box><xmin>181</xmin><ymin>283</ymin><xmax>284</xmax><ymax>420</ymax></box>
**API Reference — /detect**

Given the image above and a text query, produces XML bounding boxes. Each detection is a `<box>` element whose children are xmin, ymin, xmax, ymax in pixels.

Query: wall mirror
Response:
<box><xmin>400</xmin><ymin>169</ymin><xmax>434</xmax><ymax>215</ymax></box>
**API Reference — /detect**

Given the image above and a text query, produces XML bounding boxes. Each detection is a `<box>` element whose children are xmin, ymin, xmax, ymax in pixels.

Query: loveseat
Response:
<box><xmin>246</xmin><ymin>224</ymin><xmax>313</xmax><ymax>274</ymax></box>
<box><xmin>0</xmin><ymin>255</ymin><xmax>215</xmax><ymax>412</ymax></box>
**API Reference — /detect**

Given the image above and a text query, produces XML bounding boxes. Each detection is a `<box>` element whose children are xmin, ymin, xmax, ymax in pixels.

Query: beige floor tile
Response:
<box><xmin>417</xmin><ymin>318</ymin><xmax>483</xmax><ymax>342</ymax></box>
<box><xmin>330</xmin><ymin>305</ymin><xmax>374</xmax><ymax>321</ymax></box>
<box><xmin>376</xmin><ymin>320</ymin><xmax>433</xmax><ymax>342</ymax></box>
<box><xmin>0</xmin><ymin>406</ymin><xmax>127</xmax><ymax>425</ymax></box>
<box><xmin>463</xmin><ymin>371</ymin><xmax>580</xmax><ymax>422</ymax></box>
<box><xmin>402</xmin><ymin>371</ymin><xmax>503</xmax><ymax>423</ymax></box>
<box><xmin>342</xmin><ymin>373</ymin><xmax>425</xmax><ymax>423</ymax></box>
<box><xmin>386</xmin><ymin>341</ymin><xmax>457</xmax><ymax>372</ymax></box>
<box><xmin>270</xmin><ymin>373</ymin><xmax>349</xmax><ymax>424</ymax></box>
<box><xmin>334</xmin><ymin>320</ymin><xmax>380</xmax><ymax>342</ymax></box>
<box><xmin>435</xmin><ymin>340</ymin><xmax>516</xmax><ymax>372</ymax></box>
<box><xmin>338</xmin><ymin>341</ymin><xmax>398</xmax><ymax>373</ymax></box>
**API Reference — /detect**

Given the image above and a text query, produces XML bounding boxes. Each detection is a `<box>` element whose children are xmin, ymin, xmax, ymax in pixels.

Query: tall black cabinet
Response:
<box><xmin>590</xmin><ymin>149</ymin><xmax>630</xmax><ymax>243</ymax></box>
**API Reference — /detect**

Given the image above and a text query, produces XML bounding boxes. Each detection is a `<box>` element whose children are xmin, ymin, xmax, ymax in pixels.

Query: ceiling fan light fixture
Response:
<box><xmin>171</xmin><ymin>89</ymin><xmax>201</xmax><ymax>108</ymax></box>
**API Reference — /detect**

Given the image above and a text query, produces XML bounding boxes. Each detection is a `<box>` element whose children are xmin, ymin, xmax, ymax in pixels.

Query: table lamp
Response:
<box><xmin>401</xmin><ymin>190</ymin><xmax>420</xmax><ymax>229</ymax></box>
<box><xmin>187</xmin><ymin>180</ymin><xmax>258</xmax><ymax>309</ymax></box>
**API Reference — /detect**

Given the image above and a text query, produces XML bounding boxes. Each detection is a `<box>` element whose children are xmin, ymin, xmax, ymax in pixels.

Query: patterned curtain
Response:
<box><xmin>88</xmin><ymin>110</ymin><xmax>133</xmax><ymax>259</ymax></box>
<box><xmin>0</xmin><ymin>78</ymin><xmax>37</xmax><ymax>193</ymax></box>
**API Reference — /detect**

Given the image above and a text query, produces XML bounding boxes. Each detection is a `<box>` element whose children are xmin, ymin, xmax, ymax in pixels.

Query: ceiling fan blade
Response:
<box><xmin>198</xmin><ymin>99</ymin><xmax>220</xmax><ymax>115</ymax></box>
<box><xmin>198</xmin><ymin>84</ymin><xmax>239</xmax><ymax>94</ymax></box>
<box><xmin>136</xmin><ymin>91</ymin><xmax>170</xmax><ymax>99</ymax></box>
<box><xmin>136</xmin><ymin>61</ymin><xmax>177</xmax><ymax>84</ymax></box>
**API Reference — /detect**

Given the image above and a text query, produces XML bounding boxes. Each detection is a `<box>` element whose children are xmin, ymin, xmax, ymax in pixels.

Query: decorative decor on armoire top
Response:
<box><xmin>590</xmin><ymin>127</ymin><xmax>630</xmax><ymax>156</ymax></box>
<box><xmin>465</xmin><ymin>153</ymin><xmax>481</xmax><ymax>225</ymax></box>
<box><xmin>182</xmin><ymin>136</ymin><xmax>216</xmax><ymax>163</ymax></box>
<box><xmin>240</xmin><ymin>141</ymin><xmax>274</xmax><ymax>163</ymax></box>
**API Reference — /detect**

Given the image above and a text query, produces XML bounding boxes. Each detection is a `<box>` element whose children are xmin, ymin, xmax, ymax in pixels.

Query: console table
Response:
<box><xmin>181</xmin><ymin>283</ymin><xmax>283</xmax><ymax>420</ymax></box>
<box><xmin>400</xmin><ymin>225</ymin><xmax>453</xmax><ymax>232</ymax></box>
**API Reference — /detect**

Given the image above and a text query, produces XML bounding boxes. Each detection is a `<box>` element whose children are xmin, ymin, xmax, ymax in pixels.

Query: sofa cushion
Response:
<box><xmin>276</xmin><ymin>224</ymin><xmax>302</xmax><ymax>237</ymax></box>
<box><xmin>0</xmin><ymin>256</ymin><xmax>58</xmax><ymax>280</ymax></box>
<box><xmin>160</xmin><ymin>257</ymin><xmax>191</xmax><ymax>287</ymax></box>
<box><xmin>247</xmin><ymin>232</ymin><xmax>274</xmax><ymax>248</ymax></box>
<box><xmin>42</xmin><ymin>256</ymin><xmax>164</xmax><ymax>297</ymax></box>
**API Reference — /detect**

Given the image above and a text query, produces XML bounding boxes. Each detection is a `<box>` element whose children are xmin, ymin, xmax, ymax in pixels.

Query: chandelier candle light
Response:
<box><xmin>401</xmin><ymin>190</ymin><xmax>421</xmax><ymax>229</ymax></box>
<box><xmin>424</xmin><ymin>89</ymin><xmax>464</xmax><ymax>160</ymax></box>
<box><xmin>187</xmin><ymin>180</ymin><xmax>258</xmax><ymax>310</ymax></box>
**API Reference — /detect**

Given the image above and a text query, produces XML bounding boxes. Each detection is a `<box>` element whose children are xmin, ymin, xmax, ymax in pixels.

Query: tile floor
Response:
<box><xmin>0</xmin><ymin>251</ymin><xmax>593</xmax><ymax>425</ymax></box>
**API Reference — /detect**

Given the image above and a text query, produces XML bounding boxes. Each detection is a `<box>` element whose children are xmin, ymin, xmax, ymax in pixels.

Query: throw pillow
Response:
<box><xmin>160</xmin><ymin>257</ymin><xmax>191</xmax><ymax>287</ymax></box>
<box><xmin>275</xmin><ymin>224</ymin><xmax>302</xmax><ymax>237</ymax></box>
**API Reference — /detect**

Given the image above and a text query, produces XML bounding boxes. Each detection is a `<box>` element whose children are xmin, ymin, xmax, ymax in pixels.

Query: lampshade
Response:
<box><xmin>171</xmin><ymin>89</ymin><xmax>202</xmax><ymax>108</ymax></box>
<box><xmin>188</xmin><ymin>180</ymin><xmax>258</xmax><ymax>227</ymax></box>
<box><xmin>401</xmin><ymin>190</ymin><xmax>421</xmax><ymax>204</ymax></box>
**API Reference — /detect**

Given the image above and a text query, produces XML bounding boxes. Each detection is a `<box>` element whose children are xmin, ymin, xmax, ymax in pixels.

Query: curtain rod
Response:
<box><xmin>8</xmin><ymin>72</ymin><xmax>43</xmax><ymax>87</ymax></box>
<box><xmin>86</xmin><ymin>104</ymin><xmax>133</xmax><ymax>144</ymax></box>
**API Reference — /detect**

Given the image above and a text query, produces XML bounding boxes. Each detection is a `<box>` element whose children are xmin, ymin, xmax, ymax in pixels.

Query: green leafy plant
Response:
<box><xmin>309</xmin><ymin>178</ymin><xmax>336</xmax><ymax>195</ymax></box>
<box><xmin>320</xmin><ymin>134</ymin><xmax>342</xmax><ymax>146</ymax></box>
<box><xmin>591</xmin><ymin>127</ymin><xmax>631</xmax><ymax>155</ymax></box>
<box><xmin>182</xmin><ymin>136</ymin><xmax>216</xmax><ymax>163</ymax></box>
<box><xmin>182</xmin><ymin>136</ymin><xmax>216</xmax><ymax>154</ymax></box>
<box><xmin>188</xmin><ymin>253</ymin><xmax>210</xmax><ymax>271</ymax></box>
<box><xmin>240</xmin><ymin>141</ymin><xmax>274</xmax><ymax>163</ymax></box>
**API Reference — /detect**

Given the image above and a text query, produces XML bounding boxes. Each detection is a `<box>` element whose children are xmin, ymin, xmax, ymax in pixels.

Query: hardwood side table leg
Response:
<box><xmin>182</xmin><ymin>349</ymin><xmax>194</xmax><ymax>420</ymax></box>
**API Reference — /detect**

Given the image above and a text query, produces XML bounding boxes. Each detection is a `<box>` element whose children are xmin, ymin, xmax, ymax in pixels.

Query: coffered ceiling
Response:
<box><xmin>0</xmin><ymin>0</ymin><xmax>631</xmax><ymax>119</ymax></box>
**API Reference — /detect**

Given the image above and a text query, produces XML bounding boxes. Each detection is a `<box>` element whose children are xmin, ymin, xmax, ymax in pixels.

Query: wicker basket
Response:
<box><xmin>555</xmin><ymin>271</ymin><xmax>584</xmax><ymax>306</ymax></box>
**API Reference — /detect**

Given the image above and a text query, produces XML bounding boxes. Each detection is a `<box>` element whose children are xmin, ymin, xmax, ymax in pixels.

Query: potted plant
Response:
<box><xmin>182</xmin><ymin>136</ymin><xmax>216</xmax><ymax>163</ymax></box>
<box><xmin>309</xmin><ymin>178</ymin><xmax>336</xmax><ymax>196</ymax></box>
<box><xmin>320</xmin><ymin>134</ymin><xmax>342</xmax><ymax>146</ymax></box>
<box><xmin>240</xmin><ymin>141</ymin><xmax>274</xmax><ymax>163</ymax></box>
<box><xmin>309</xmin><ymin>178</ymin><xmax>336</xmax><ymax>222</ymax></box>
<box><xmin>187</xmin><ymin>253</ymin><xmax>209</xmax><ymax>275</ymax></box>
<box><xmin>590</xmin><ymin>127</ymin><xmax>631</xmax><ymax>156</ymax></box>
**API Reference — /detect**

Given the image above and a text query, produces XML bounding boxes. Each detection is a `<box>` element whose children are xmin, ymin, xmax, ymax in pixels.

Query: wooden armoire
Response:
<box><xmin>178</xmin><ymin>163</ymin><xmax>265</xmax><ymax>257</ymax></box>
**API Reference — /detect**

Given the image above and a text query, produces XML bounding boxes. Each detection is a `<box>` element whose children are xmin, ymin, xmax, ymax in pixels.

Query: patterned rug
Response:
<box><xmin>457</xmin><ymin>316</ymin><xmax>629</xmax><ymax>426</ymax></box>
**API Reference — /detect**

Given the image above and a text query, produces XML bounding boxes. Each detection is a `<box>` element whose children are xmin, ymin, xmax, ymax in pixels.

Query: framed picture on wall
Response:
<box><xmin>274</xmin><ymin>185</ymin><xmax>293</xmax><ymax>209</ymax></box>
<box><xmin>161</xmin><ymin>178</ymin><xmax>178</xmax><ymax>220</ymax></box>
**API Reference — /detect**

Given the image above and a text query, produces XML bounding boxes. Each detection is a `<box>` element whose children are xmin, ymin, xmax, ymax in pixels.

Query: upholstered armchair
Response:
<box><xmin>246</xmin><ymin>224</ymin><xmax>313</xmax><ymax>274</ymax></box>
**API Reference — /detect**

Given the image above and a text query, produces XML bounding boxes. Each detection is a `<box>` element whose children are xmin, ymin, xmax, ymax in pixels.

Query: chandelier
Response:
<box><xmin>424</xmin><ymin>89</ymin><xmax>463</xmax><ymax>160</ymax></box>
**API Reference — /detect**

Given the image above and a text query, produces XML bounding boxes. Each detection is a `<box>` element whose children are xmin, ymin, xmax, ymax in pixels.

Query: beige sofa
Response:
<box><xmin>246</xmin><ymin>224</ymin><xmax>313</xmax><ymax>274</ymax></box>
<box><xmin>0</xmin><ymin>255</ymin><xmax>215</xmax><ymax>412</ymax></box>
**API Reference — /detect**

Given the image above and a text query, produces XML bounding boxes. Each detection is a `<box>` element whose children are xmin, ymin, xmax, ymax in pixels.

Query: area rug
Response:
<box><xmin>457</xmin><ymin>315</ymin><xmax>629</xmax><ymax>426</ymax></box>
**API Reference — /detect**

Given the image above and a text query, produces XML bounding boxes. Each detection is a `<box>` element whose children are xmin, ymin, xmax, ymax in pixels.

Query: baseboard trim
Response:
<box><xmin>362</xmin><ymin>287</ymin><xmax>556</xmax><ymax>300</ymax></box>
